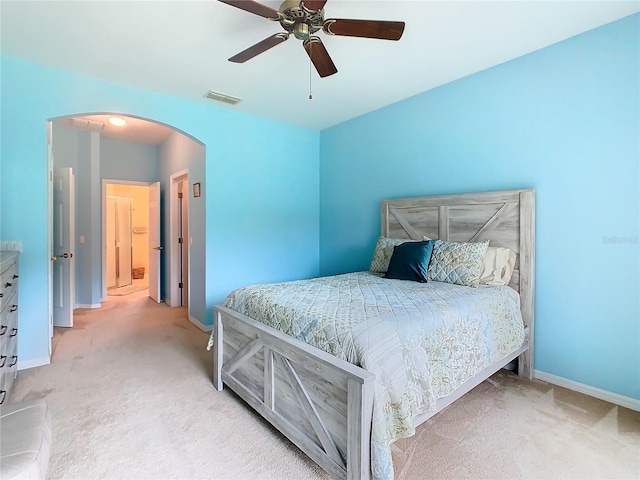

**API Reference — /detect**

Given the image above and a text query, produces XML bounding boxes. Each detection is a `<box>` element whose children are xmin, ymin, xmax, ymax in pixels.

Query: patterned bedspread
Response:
<box><xmin>208</xmin><ymin>272</ymin><xmax>524</xmax><ymax>480</ymax></box>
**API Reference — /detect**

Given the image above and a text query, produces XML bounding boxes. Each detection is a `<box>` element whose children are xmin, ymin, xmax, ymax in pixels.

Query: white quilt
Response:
<box><xmin>208</xmin><ymin>272</ymin><xmax>524</xmax><ymax>480</ymax></box>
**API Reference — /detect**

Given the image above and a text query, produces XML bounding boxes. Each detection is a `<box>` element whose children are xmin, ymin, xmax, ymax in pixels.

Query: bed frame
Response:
<box><xmin>213</xmin><ymin>189</ymin><xmax>535</xmax><ymax>480</ymax></box>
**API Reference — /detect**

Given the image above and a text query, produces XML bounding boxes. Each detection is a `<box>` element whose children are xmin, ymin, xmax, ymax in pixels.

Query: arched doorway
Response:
<box><xmin>47</xmin><ymin>113</ymin><xmax>206</xmax><ymax>346</ymax></box>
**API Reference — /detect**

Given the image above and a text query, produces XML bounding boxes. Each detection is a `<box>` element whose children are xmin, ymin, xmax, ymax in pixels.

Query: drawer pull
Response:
<box><xmin>12</xmin><ymin>274</ymin><xmax>18</xmax><ymax>279</ymax></box>
<box><xmin>9</xmin><ymin>328</ymin><xmax>17</xmax><ymax>338</ymax></box>
<box><xmin>0</xmin><ymin>356</ymin><xmax>6</xmax><ymax>367</ymax></box>
<box><xmin>0</xmin><ymin>391</ymin><xmax>6</xmax><ymax>405</ymax></box>
<box><xmin>9</xmin><ymin>305</ymin><xmax>17</xmax><ymax>313</ymax></box>
<box><xmin>8</xmin><ymin>356</ymin><xmax>17</xmax><ymax>367</ymax></box>
<box><xmin>4</xmin><ymin>282</ymin><xmax>12</xmax><ymax>288</ymax></box>
<box><xmin>0</xmin><ymin>325</ymin><xmax>6</xmax><ymax>335</ymax></box>
<box><xmin>0</xmin><ymin>293</ymin><xmax>3</xmax><ymax>298</ymax></box>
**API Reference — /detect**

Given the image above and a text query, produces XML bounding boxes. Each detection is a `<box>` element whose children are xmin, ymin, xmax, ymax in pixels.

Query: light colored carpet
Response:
<box><xmin>9</xmin><ymin>291</ymin><xmax>640</xmax><ymax>480</ymax></box>
<box><xmin>107</xmin><ymin>285</ymin><xmax>148</xmax><ymax>296</ymax></box>
<box><xmin>107</xmin><ymin>278</ymin><xmax>149</xmax><ymax>297</ymax></box>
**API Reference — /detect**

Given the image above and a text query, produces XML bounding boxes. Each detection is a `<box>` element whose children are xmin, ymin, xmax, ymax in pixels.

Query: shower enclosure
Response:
<box><xmin>106</xmin><ymin>196</ymin><xmax>133</xmax><ymax>289</ymax></box>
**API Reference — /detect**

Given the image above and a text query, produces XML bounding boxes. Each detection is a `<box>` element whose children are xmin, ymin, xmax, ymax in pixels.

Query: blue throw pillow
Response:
<box><xmin>384</xmin><ymin>240</ymin><xmax>435</xmax><ymax>283</ymax></box>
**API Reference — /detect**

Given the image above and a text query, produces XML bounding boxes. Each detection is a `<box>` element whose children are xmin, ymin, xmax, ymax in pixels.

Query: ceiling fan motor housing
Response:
<box><xmin>279</xmin><ymin>0</ymin><xmax>324</xmax><ymax>40</ymax></box>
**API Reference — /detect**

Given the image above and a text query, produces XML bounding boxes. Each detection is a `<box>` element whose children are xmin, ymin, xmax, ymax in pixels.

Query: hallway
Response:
<box><xmin>10</xmin><ymin>291</ymin><xmax>325</xmax><ymax>480</ymax></box>
<box><xmin>51</xmin><ymin>289</ymin><xmax>199</xmax><ymax>360</ymax></box>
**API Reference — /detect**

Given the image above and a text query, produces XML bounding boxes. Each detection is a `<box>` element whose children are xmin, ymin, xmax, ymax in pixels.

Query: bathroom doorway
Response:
<box><xmin>105</xmin><ymin>183</ymin><xmax>150</xmax><ymax>296</ymax></box>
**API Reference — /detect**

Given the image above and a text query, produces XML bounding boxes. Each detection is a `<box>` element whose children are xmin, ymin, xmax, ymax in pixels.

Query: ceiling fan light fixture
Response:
<box><xmin>109</xmin><ymin>117</ymin><xmax>127</xmax><ymax>127</ymax></box>
<box><xmin>204</xmin><ymin>90</ymin><xmax>242</xmax><ymax>105</ymax></box>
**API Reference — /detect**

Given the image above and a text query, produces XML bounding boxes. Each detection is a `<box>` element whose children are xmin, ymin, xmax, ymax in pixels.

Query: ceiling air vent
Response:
<box><xmin>204</xmin><ymin>90</ymin><xmax>242</xmax><ymax>105</ymax></box>
<box><xmin>70</xmin><ymin>117</ymin><xmax>105</xmax><ymax>131</ymax></box>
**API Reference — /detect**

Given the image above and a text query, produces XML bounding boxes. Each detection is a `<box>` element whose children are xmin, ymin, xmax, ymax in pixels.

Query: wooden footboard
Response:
<box><xmin>213</xmin><ymin>305</ymin><xmax>375</xmax><ymax>480</ymax></box>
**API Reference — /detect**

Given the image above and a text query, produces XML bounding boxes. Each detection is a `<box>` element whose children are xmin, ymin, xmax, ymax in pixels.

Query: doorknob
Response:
<box><xmin>51</xmin><ymin>253</ymin><xmax>72</xmax><ymax>261</ymax></box>
<box><xmin>155</xmin><ymin>246</ymin><xmax>164</xmax><ymax>251</ymax></box>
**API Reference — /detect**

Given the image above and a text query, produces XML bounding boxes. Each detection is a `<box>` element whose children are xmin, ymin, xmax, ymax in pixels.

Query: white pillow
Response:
<box><xmin>427</xmin><ymin>239</ymin><xmax>489</xmax><ymax>287</ymax></box>
<box><xmin>480</xmin><ymin>247</ymin><xmax>517</xmax><ymax>286</ymax></box>
<box><xmin>369</xmin><ymin>237</ymin><xmax>411</xmax><ymax>273</ymax></box>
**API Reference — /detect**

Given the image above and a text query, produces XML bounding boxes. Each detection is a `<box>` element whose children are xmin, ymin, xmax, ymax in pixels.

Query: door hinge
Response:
<box><xmin>178</xmin><ymin>192</ymin><xmax>183</xmax><ymax>199</ymax></box>
<box><xmin>179</xmin><ymin>282</ymin><xmax>183</xmax><ymax>289</ymax></box>
<box><xmin>178</xmin><ymin>237</ymin><xmax>183</xmax><ymax>244</ymax></box>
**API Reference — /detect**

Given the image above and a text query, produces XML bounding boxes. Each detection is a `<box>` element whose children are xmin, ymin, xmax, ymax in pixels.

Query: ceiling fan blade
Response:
<box><xmin>323</xmin><ymin>19</ymin><xmax>405</xmax><ymax>40</ymax></box>
<box><xmin>303</xmin><ymin>37</ymin><xmax>337</xmax><ymax>78</ymax></box>
<box><xmin>300</xmin><ymin>0</ymin><xmax>327</xmax><ymax>11</ymax></box>
<box><xmin>218</xmin><ymin>0</ymin><xmax>281</xmax><ymax>20</ymax></box>
<box><xmin>229</xmin><ymin>33</ymin><xmax>289</xmax><ymax>63</ymax></box>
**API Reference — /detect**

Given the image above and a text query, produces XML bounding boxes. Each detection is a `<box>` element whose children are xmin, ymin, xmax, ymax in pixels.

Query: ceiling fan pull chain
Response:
<box><xmin>309</xmin><ymin>57</ymin><xmax>313</xmax><ymax>100</ymax></box>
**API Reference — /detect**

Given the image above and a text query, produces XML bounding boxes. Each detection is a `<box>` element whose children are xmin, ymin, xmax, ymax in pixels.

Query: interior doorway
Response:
<box><xmin>47</xmin><ymin>112</ymin><xmax>206</xmax><ymax>365</ymax></box>
<box><xmin>105</xmin><ymin>183</ymin><xmax>150</xmax><ymax>296</ymax></box>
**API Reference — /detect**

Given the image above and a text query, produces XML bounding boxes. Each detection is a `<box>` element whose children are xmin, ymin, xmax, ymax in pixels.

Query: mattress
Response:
<box><xmin>208</xmin><ymin>271</ymin><xmax>525</xmax><ymax>480</ymax></box>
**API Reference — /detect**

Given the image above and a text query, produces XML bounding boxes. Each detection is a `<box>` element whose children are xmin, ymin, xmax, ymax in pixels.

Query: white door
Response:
<box><xmin>53</xmin><ymin>167</ymin><xmax>75</xmax><ymax>327</ymax></box>
<box><xmin>148</xmin><ymin>182</ymin><xmax>161</xmax><ymax>303</ymax></box>
<box><xmin>106</xmin><ymin>197</ymin><xmax>117</xmax><ymax>289</ymax></box>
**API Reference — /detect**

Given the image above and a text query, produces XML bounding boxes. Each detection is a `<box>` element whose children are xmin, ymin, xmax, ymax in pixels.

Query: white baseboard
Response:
<box><xmin>18</xmin><ymin>356</ymin><xmax>50</xmax><ymax>371</ymax></box>
<box><xmin>534</xmin><ymin>370</ymin><xmax>640</xmax><ymax>412</ymax></box>
<box><xmin>189</xmin><ymin>315</ymin><xmax>212</xmax><ymax>332</ymax></box>
<box><xmin>75</xmin><ymin>303</ymin><xmax>101</xmax><ymax>309</ymax></box>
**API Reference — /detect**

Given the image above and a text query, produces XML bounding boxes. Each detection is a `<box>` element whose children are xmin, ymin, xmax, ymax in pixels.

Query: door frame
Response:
<box><xmin>47</xmin><ymin>122</ymin><xmax>54</xmax><ymax>353</ymax></box>
<box><xmin>101</xmin><ymin>179</ymin><xmax>155</xmax><ymax>301</ymax></box>
<box><xmin>168</xmin><ymin>169</ymin><xmax>189</xmax><ymax>310</ymax></box>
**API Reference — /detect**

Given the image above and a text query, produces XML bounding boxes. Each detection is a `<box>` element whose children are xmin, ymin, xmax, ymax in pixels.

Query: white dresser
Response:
<box><xmin>0</xmin><ymin>251</ymin><xmax>19</xmax><ymax>405</ymax></box>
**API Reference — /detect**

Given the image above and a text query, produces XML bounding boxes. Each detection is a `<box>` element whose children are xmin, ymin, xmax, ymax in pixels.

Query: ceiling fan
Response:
<box><xmin>219</xmin><ymin>0</ymin><xmax>405</xmax><ymax>78</ymax></box>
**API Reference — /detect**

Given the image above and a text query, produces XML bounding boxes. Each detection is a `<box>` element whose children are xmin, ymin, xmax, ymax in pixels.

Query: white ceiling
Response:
<box><xmin>2</xmin><ymin>1</ymin><xmax>638</xmax><ymax>131</ymax></box>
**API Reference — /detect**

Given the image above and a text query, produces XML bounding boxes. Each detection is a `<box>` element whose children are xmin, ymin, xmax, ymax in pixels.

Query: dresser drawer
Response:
<box><xmin>0</xmin><ymin>259</ymin><xmax>19</xmax><ymax>313</ymax></box>
<box><xmin>1</xmin><ymin>333</ymin><xmax>18</xmax><ymax>400</ymax></box>
<box><xmin>0</xmin><ymin>251</ymin><xmax>19</xmax><ymax>405</ymax></box>
<box><xmin>0</xmin><ymin>333</ymin><xmax>17</xmax><ymax>367</ymax></box>
<box><xmin>0</xmin><ymin>289</ymin><xmax>19</xmax><ymax>332</ymax></box>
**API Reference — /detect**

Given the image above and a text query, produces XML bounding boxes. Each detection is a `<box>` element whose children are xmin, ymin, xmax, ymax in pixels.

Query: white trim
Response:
<box><xmin>18</xmin><ymin>356</ymin><xmax>51</xmax><ymax>371</ymax></box>
<box><xmin>102</xmin><ymin>180</ymin><xmax>107</xmax><ymax>300</ymax></box>
<box><xmin>75</xmin><ymin>303</ymin><xmax>101</xmax><ymax>309</ymax></box>
<box><xmin>47</xmin><ymin>121</ymin><xmax>54</xmax><ymax>357</ymax></box>
<box><xmin>534</xmin><ymin>370</ymin><xmax>640</xmax><ymax>412</ymax></box>
<box><xmin>189</xmin><ymin>315</ymin><xmax>211</xmax><ymax>332</ymax></box>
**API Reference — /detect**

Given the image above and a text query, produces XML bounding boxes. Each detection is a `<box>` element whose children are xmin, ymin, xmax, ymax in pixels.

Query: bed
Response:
<box><xmin>209</xmin><ymin>189</ymin><xmax>535</xmax><ymax>480</ymax></box>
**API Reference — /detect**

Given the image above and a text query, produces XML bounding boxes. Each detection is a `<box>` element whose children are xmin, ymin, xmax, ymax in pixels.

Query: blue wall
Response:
<box><xmin>319</xmin><ymin>15</ymin><xmax>639</xmax><ymax>400</ymax></box>
<box><xmin>0</xmin><ymin>56</ymin><xmax>320</xmax><ymax>367</ymax></box>
<box><xmin>101</xmin><ymin>137</ymin><xmax>160</xmax><ymax>182</ymax></box>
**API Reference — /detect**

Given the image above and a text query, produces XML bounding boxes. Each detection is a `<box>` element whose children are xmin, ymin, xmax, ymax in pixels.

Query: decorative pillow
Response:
<box><xmin>427</xmin><ymin>239</ymin><xmax>489</xmax><ymax>287</ymax></box>
<box><xmin>384</xmin><ymin>240</ymin><xmax>435</xmax><ymax>283</ymax></box>
<box><xmin>370</xmin><ymin>237</ymin><xmax>410</xmax><ymax>273</ymax></box>
<box><xmin>480</xmin><ymin>247</ymin><xmax>517</xmax><ymax>286</ymax></box>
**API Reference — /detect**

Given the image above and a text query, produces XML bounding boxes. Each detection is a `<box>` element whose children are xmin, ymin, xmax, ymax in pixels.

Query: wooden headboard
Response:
<box><xmin>381</xmin><ymin>189</ymin><xmax>535</xmax><ymax>379</ymax></box>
